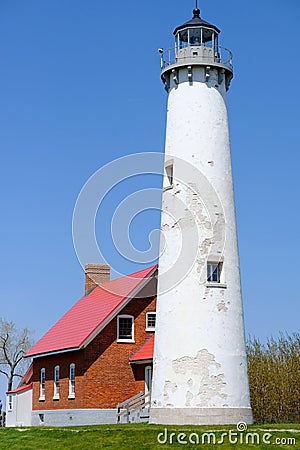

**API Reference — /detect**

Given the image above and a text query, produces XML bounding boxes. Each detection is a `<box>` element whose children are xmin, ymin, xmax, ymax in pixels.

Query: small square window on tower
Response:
<box><xmin>164</xmin><ymin>164</ymin><xmax>174</xmax><ymax>189</ymax></box>
<box><xmin>207</xmin><ymin>262</ymin><xmax>222</xmax><ymax>283</ymax></box>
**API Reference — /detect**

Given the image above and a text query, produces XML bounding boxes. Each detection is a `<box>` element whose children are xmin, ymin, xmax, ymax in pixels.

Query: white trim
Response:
<box><xmin>206</xmin><ymin>283</ymin><xmax>227</xmax><ymax>288</ymax></box>
<box><xmin>117</xmin><ymin>315</ymin><xmax>134</xmax><ymax>343</ymax></box>
<box><xmin>146</xmin><ymin>312</ymin><xmax>156</xmax><ymax>331</ymax></box>
<box><xmin>29</xmin><ymin>347</ymin><xmax>80</xmax><ymax>359</ymax></box>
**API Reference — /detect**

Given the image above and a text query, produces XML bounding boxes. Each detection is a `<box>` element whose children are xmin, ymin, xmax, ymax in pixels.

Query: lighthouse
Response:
<box><xmin>150</xmin><ymin>6</ymin><xmax>253</xmax><ymax>425</ymax></box>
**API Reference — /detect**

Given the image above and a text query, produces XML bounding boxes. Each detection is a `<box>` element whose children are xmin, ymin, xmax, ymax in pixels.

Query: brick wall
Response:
<box><xmin>32</xmin><ymin>295</ymin><xmax>156</xmax><ymax>410</ymax></box>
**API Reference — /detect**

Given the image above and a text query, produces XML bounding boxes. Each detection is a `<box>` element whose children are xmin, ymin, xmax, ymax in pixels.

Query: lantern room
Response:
<box><xmin>160</xmin><ymin>6</ymin><xmax>233</xmax><ymax>92</ymax></box>
<box><xmin>173</xmin><ymin>8</ymin><xmax>220</xmax><ymax>54</ymax></box>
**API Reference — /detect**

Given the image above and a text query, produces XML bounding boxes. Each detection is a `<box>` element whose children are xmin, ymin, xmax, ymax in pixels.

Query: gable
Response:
<box><xmin>25</xmin><ymin>265</ymin><xmax>157</xmax><ymax>358</ymax></box>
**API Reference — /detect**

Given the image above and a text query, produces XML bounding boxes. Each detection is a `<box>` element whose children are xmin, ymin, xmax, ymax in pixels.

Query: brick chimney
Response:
<box><xmin>85</xmin><ymin>264</ymin><xmax>110</xmax><ymax>295</ymax></box>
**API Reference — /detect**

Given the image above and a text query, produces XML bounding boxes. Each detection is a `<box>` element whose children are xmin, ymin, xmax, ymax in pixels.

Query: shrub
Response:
<box><xmin>247</xmin><ymin>333</ymin><xmax>300</xmax><ymax>423</ymax></box>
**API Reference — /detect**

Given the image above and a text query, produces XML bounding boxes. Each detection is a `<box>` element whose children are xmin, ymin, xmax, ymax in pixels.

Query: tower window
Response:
<box><xmin>164</xmin><ymin>164</ymin><xmax>174</xmax><ymax>189</ymax></box>
<box><xmin>207</xmin><ymin>262</ymin><xmax>222</xmax><ymax>283</ymax></box>
<box><xmin>166</xmin><ymin>165</ymin><xmax>173</xmax><ymax>185</ymax></box>
<box><xmin>146</xmin><ymin>312</ymin><xmax>156</xmax><ymax>331</ymax></box>
<box><xmin>117</xmin><ymin>315</ymin><xmax>134</xmax><ymax>342</ymax></box>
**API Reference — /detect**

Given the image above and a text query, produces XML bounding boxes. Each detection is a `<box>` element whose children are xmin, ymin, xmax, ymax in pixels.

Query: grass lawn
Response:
<box><xmin>0</xmin><ymin>423</ymin><xmax>299</xmax><ymax>449</ymax></box>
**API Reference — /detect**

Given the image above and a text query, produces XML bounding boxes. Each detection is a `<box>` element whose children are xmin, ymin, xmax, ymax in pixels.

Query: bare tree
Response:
<box><xmin>0</xmin><ymin>319</ymin><xmax>33</xmax><ymax>392</ymax></box>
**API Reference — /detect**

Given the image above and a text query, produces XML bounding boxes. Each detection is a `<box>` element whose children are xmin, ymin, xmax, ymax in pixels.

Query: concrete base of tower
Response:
<box><xmin>149</xmin><ymin>407</ymin><xmax>253</xmax><ymax>425</ymax></box>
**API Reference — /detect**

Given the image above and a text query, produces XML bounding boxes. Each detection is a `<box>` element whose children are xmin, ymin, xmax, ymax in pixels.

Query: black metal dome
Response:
<box><xmin>173</xmin><ymin>8</ymin><xmax>220</xmax><ymax>36</ymax></box>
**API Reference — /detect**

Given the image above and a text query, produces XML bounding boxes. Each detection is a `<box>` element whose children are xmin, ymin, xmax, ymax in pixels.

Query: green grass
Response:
<box><xmin>0</xmin><ymin>423</ymin><xmax>299</xmax><ymax>449</ymax></box>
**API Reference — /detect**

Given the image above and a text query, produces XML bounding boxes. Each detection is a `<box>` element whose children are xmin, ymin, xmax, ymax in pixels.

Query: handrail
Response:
<box><xmin>117</xmin><ymin>391</ymin><xmax>144</xmax><ymax>409</ymax></box>
<box><xmin>117</xmin><ymin>391</ymin><xmax>151</xmax><ymax>423</ymax></box>
<box><xmin>160</xmin><ymin>45</ymin><xmax>233</xmax><ymax>71</ymax></box>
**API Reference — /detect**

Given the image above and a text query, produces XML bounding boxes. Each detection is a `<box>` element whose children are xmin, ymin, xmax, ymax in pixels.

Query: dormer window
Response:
<box><xmin>117</xmin><ymin>315</ymin><xmax>134</xmax><ymax>343</ymax></box>
<box><xmin>146</xmin><ymin>312</ymin><xmax>156</xmax><ymax>331</ymax></box>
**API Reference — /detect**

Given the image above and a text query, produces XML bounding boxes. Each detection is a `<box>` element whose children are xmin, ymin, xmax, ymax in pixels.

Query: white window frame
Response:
<box><xmin>206</xmin><ymin>261</ymin><xmax>226</xmax><ymax>287</ymax></box>
<box><xmin>8</xmin><ymin>394</ymin><xmax>13</xmax><ymax>411</ymax></box>
<box><xmin>207</xmin><ymin>262</ymin><xmax>221</xmax><ymax>283</ymax></box>
<box><xmin>53</xmin><ymin>365</ymin><xmax>60</xmax><ymax>400</ymax></box>
<box><xmin>117</xmin><ymin>315</ymin><xmax>135</xmax><ymax>343</ymax></box>
<box><xmin>68</xmin><ymin>363</ymin><xmax>75</xmax><ymax>399</ymax></box>
<box><xmin>39</xmin><ymin>368</ymin><xmax>45</xmax><ymax>401</ymax></box>
<box><xmin>146</xmin><ymin>312</ymin><xmax>156</xmax><ymax>331</ymax></box>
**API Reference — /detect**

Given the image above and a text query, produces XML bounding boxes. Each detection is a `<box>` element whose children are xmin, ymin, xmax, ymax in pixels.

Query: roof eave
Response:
<box><xmin>129</xmin><ymin>358</ymin><xmax>153</xmax><ymax>365</ymax></box>
<box><xmin>7</xmin><ymin>383</ymin><xmax>33</xmax><ymax>395</ymax></box>
<box><xmin>25</xmin><ymin>346</ymin><xmax>80</xmax><ymax>359</ymax></box>
<box><xmin>173</xmin><ymin>22</ymin><xmax>220</xmax><ymax>35</ymax></box>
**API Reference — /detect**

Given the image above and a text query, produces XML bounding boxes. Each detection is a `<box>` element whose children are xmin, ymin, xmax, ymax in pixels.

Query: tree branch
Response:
<box><xmin>0</xmin><ymin>368</ymin><xmax>9</xmax><ymax>379</ymax></box>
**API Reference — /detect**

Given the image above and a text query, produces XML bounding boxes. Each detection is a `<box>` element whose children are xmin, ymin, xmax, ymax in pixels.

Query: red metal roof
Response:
<box><xmin>129</xmin><ymin>335</ymin><xmax>154</xmax><ymax>363</ymax></box>
<box><xmin>7</xmin><ymin>383</ymin><xmax>33</xmax><ymax>395</ymax></box>
<box><xmin>6</xmin><ymin>364</ymin><xmax>33</xmax><ymax>394</ymax></box>
<box><xmin>18</xmin><ymin>364</ymin><xmax>33</xmax><ymax>387</ymax></box>
<box><xmin>25</xmin><ymin>265</ymin><xmax>157</xmax><ymax>358</ymax></box>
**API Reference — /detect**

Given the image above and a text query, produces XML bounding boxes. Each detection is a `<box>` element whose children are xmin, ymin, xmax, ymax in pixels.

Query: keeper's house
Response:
<box><xmin>6</xmin><ymin>265</ymin><xmax>157</xmax><ymax>426</ymax></box>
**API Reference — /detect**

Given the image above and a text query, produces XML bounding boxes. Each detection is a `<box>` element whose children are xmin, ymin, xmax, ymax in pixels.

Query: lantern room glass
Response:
<box><xmin>176</xmin><ymin>27</ymin><xmax>219</xmax><ymax>53</ymax></box>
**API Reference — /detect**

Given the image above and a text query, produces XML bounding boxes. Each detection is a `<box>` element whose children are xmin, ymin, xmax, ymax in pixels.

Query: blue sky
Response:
<box><xmin>0</xmin><ymin>0</ymin><xmax>299</xmax><ymax>395</ymax></box>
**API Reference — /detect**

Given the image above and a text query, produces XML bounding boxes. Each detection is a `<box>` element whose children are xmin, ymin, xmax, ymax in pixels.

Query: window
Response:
<box><xmin>165</xmin><ymin>164</ymin><xmax>174</xmax><ymax>187</ymax></box>
<box><xmin>39</xmin><ymin>368</ymin><xmax>45</xmax><ymax>401</ymax></box>
<box><xmin>69</xmin><ymin>363</ymin><xmax>75</xmax><ymax>399</ymax></box>
<box><xmin>117</xmin><ymin>315</ymin><xmax>134</xmax><ymax>342</ymax></box>
<box><xmin>146</xmin><ymin>312</ymin><xmax>156</xmax><ymax>331</ymax></box>
<box><xmin>8</xmin><ymin>395</ymin><xmax>13</xmax><ymax>411</ymax></box>
<box><xmin>145</xmin><ymin>366</ymin><xmax>152</xmax><ymax>395</ymax></box>
<box><xmin>53</xmin><ymin>365</ymin><xmax>60</xmax><ymax>400</ymax></box>
<box><xmin>207</xmin><ymin>262</ymin><xmax>222</xmax><ymax>283</ymax></box>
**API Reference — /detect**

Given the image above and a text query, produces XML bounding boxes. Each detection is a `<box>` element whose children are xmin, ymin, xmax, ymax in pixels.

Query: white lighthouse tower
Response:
<box><xmin>150</xmin><ymin>5</ymin><xmax>253</xmax><ymax>425</ymax></box>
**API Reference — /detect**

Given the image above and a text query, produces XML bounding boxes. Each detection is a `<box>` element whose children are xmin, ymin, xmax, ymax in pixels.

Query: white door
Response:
<box><xmin>145</xmin><ymin>366</ymin><xmax>152</xmax><ymax>395</ymax></box>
